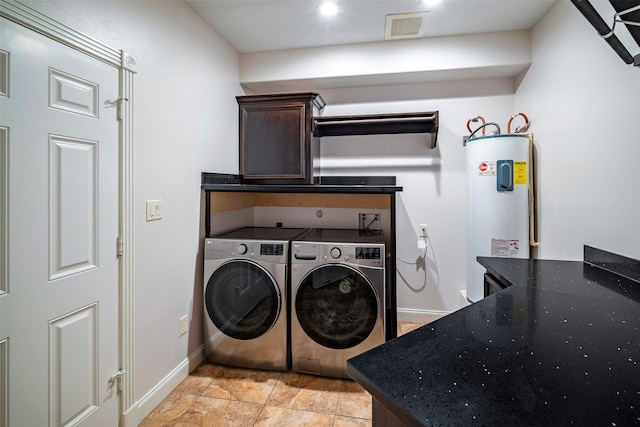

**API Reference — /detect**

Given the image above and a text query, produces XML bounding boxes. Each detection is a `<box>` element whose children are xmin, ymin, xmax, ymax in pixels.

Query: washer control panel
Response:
<box><xmin>204</xmin><ymin>238</ymin><xmax>288</xmax><ymax>264</ymax></box>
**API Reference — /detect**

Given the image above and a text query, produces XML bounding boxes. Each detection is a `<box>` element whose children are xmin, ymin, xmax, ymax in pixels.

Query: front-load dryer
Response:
<box><xmin>203</xmin><ymin>227</ymin><xmax>308</xmax><ymax>371</ymax></box>
<box><xmin>290</xmin><ymin>228</ymin><xmax>386</xmax><ymax>378</ymax></box>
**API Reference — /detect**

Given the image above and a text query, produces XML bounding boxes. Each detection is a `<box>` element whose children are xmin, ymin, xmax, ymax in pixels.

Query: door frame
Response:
<box><xmin>0</xmin><ymin>1</ymin><xmax>136</xmax><ymax>425</ymax></box>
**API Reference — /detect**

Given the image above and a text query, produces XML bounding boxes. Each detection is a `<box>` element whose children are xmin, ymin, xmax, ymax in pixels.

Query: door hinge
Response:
<box><xmin>117</xmin><ymin>234</ymin><xmax>123</xmax><ymax>257</ymax></box>
<box><xmin>104</xmin><ymin>96</ymin><xmax>128</xmax><ymax>121</ymax></box>
<box><xmin>108</xmin><ymin>369</ymin><xmax>126</xmax><ymax>392</ymax></box>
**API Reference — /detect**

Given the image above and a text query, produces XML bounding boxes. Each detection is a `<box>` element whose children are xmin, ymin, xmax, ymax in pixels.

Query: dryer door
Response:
<box><xmin>295</xmin><ymin>264</ymin><xmax>379</xmax><ymax>349</ymax></box>
<box><xmin>205</xmin><ymin>260</ymin><xmax>281</xmax><ymax>340</ymax></box>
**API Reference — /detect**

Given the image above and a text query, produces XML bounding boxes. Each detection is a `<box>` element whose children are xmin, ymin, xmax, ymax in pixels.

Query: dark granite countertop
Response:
<box><xmin>201</xmin><ymin>173</ymin><xmax>403</xmax><ymax>194</ymax></box>
<box><xmin>347</xmin><ymin>251</ymin><xmax>640</xmax><ymax>426</ymax></box>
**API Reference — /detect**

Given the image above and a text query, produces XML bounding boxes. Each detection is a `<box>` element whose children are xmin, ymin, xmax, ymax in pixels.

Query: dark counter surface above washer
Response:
<box><xmin>347</xmin><ymin>250</ymin><xmax>640</xmax><ymax>426</ymax></box>
<box><xmin>201</xmin><ymin>173</ymin><xmax>402</xmax><ymax>194</ymax></box>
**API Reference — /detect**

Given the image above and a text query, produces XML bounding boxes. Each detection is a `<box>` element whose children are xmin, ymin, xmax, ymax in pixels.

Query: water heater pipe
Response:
<box><xmin>523</xmin><ymin>132</ymin><xmax>539</xmax><ymax>247</ymax></box>
<box><xmin>507</xmin><ymin>112</ymin><xmax>530</xmax><ymax>133</ymax></box>
<box><xmin>466</xmin><ymin>115</ymin><xmax>486</xmax><ymax>135</ymax></box>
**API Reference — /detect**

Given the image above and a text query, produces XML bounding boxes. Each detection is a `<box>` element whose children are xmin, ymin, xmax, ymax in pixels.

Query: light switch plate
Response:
<box><xmin>146</xmin><ymin>199</ymin><xmax>162</xmax><ymax>221</ymax></box>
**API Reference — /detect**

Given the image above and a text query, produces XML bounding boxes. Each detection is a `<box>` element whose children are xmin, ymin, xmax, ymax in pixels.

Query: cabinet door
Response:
<box><xmin>240</xmin><ymin>102</ymin><xmax>308</xmax><ymax>181</ymax></box>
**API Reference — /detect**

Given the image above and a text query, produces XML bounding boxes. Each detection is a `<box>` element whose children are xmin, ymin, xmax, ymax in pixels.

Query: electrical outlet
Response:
<box><xmin>420</xmin><ymin>223</ymin><xmax>429</xmax><ymax>238</ymax></box>
<box><xmin>179</xmin><ymin>315</ymin><xmax>188</xmax><ymax>336</ymax></box>
<box><xmin>359</xmin><ymin>213</ymin><xmax>381</xmax><ymax>231</ymax></box>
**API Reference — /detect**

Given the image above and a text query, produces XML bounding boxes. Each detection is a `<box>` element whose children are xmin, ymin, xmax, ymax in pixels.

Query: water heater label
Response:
<box><xmin>514</xmin><ymin>161</ymin><xmax>527</xmax><ymax>185</ymax></box>
<box><xmin>478</xmin><ymin>161</ymin><xmax>496</xmax><ymax>176</ymax></box>
<box><xmin>491</xmin><ymin>239</ymin><xmax>520</xmax><ymax>257</ymax></box>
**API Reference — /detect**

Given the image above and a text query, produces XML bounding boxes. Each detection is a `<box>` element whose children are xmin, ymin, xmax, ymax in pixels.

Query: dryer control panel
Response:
<box><xmin>292</xmin><ymin>242</ymin><xmax>384</xmax><ymax>268</ymax></box>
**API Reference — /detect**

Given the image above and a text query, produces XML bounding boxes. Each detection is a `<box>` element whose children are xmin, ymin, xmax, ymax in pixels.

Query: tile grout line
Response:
<box><xmin>252</xmin><ymin>370</ymin><xmax>281</xmax><ymax>426</ymax></box>
<box><xmin>143</xmin><ymin>320</ymin><xmax>430</xmax><ymax>426</ymax></box>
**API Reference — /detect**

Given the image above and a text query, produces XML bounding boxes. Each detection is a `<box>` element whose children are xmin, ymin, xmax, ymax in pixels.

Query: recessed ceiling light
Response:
<box><xmin>423</xmin><ymin>0</ymin><xmax>441</xmax><ymax>6</ymax></box>
<box><xmin>319</xmin><ymin>2</ymin><xmax>338</xmax><ymax>16</ymax></box>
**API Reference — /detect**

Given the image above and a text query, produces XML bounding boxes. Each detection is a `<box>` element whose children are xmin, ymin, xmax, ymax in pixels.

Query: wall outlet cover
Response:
<box><xmin>179</xmin><ymin>315</ymin><xmax>188</xmax><ymax>336</ymax></box>
<box><xmin>359</xmin><ymin>213</ymin><xmax>381</xmax><ymax>231</ymax></box>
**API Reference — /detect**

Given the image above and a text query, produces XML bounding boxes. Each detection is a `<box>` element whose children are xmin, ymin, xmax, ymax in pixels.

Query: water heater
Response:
<box><xmin>466</xmin><ymin>134</ymin><xmax>530</xmax><ymax>302</ymax></box>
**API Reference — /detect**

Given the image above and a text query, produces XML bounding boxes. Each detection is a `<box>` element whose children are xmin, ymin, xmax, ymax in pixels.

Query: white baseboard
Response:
<box><xmin>188</xmin><ymin>344</ymin><xmax>206</xmax><ymax>372</ymax></box>
<box><xmin>397</xmin><ymin>308</ymin><xmax>450</xmax><ymax>324</ymax></box>
<box><xmin>122</xmin><ymin>345</ymin><xmax>205</xmax><ymax>427</ymax></box>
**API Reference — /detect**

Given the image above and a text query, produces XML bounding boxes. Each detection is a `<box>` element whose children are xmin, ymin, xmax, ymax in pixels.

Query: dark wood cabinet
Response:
<box><xmin>484</xmin><ymin>272</ymin><xmax>510</xmax><ymax>297</ymax></box>
<box><xmin>237</xmin><ymin>92</ymin><xmax>325</xmax><ymax>184</ymax></box>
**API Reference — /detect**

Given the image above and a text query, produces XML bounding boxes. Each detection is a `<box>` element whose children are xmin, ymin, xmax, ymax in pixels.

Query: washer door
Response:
<box><xmin>295</xmin><ymin>264</ymin><xmax>379</xmax><ymax>349</ymax></box>
<box><xmin>205</xmin><ymin>260</ymin><xmax>281</xmax><ymax>340</ymax></box>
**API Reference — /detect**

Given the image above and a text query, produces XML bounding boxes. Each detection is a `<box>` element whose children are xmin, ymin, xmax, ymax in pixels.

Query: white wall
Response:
<box><xmin>240</xmin><ymin>31</ymin><xmax>531</xmax><ymax>93</ymax></box>
<box><xmin>239</xmin><ymin>36</ymin><xmax>525</xmax><ymax>317</ymax></box>
<box><xmin>515</xmin><ymin>0</ymin><xmax>640</xmax><ymax>261</ymax></box>
<box><xmin>315</xmin><ymin>83</ymin><xmax>515</xmax><ymax>316</ymax></box>
<box><xmin>21</xmin><ymin>0</ymin><xmax>242</xmax><ymax>421</ymax></box>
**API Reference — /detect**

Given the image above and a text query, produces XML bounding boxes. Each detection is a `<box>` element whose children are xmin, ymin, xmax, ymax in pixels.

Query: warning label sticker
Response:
<box><xmin>478</xmin><ymin>161</ymin><xmax>496</xmax><ymax>176</ymax></box>
<box><xmin>491</xmin><ymin>239</ymin><xmax>520</xmax><ymax>257</ymax></box>
<box><xmin>514</xmin><ymin>161</ymin><xmax>527</xmax><ymax>185</ymax></box>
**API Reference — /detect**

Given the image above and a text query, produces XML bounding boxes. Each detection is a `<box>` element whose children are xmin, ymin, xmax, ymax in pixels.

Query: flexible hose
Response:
<box><xmin>467</xmin><ymin>122</ymin><xmax>501</xmax><ymax>140</ymax></box>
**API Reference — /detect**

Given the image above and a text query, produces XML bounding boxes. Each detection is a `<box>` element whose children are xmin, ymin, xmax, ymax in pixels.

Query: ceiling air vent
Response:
<box><xmin>385</xmin><ymin>12</ymin><xmax>429</xmax><ymax>40</ymax></box>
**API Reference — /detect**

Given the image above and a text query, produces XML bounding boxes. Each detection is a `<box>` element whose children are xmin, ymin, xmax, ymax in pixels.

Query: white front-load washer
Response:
<box><xmin>203</xmin><ymin>227</ymin><xmax>308</xmax><ymax>371</ymax></box>
<box><xmin>290</xmin><ymin>228</ymin><xmax>386</xmax><ymax>378</ymax></box>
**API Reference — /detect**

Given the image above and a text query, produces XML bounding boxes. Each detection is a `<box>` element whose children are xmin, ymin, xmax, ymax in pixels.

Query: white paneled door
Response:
<box><xmin>0</xmin><ymin>18</ymin><xmax>120</xmax><ymax>426</ymax></box>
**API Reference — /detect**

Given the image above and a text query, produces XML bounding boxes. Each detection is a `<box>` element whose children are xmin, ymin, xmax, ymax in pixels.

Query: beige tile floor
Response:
<box><xmin>140</xmin><ymin>321</ymin><xmax>426</xmax><ymax>427</ymax></box>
